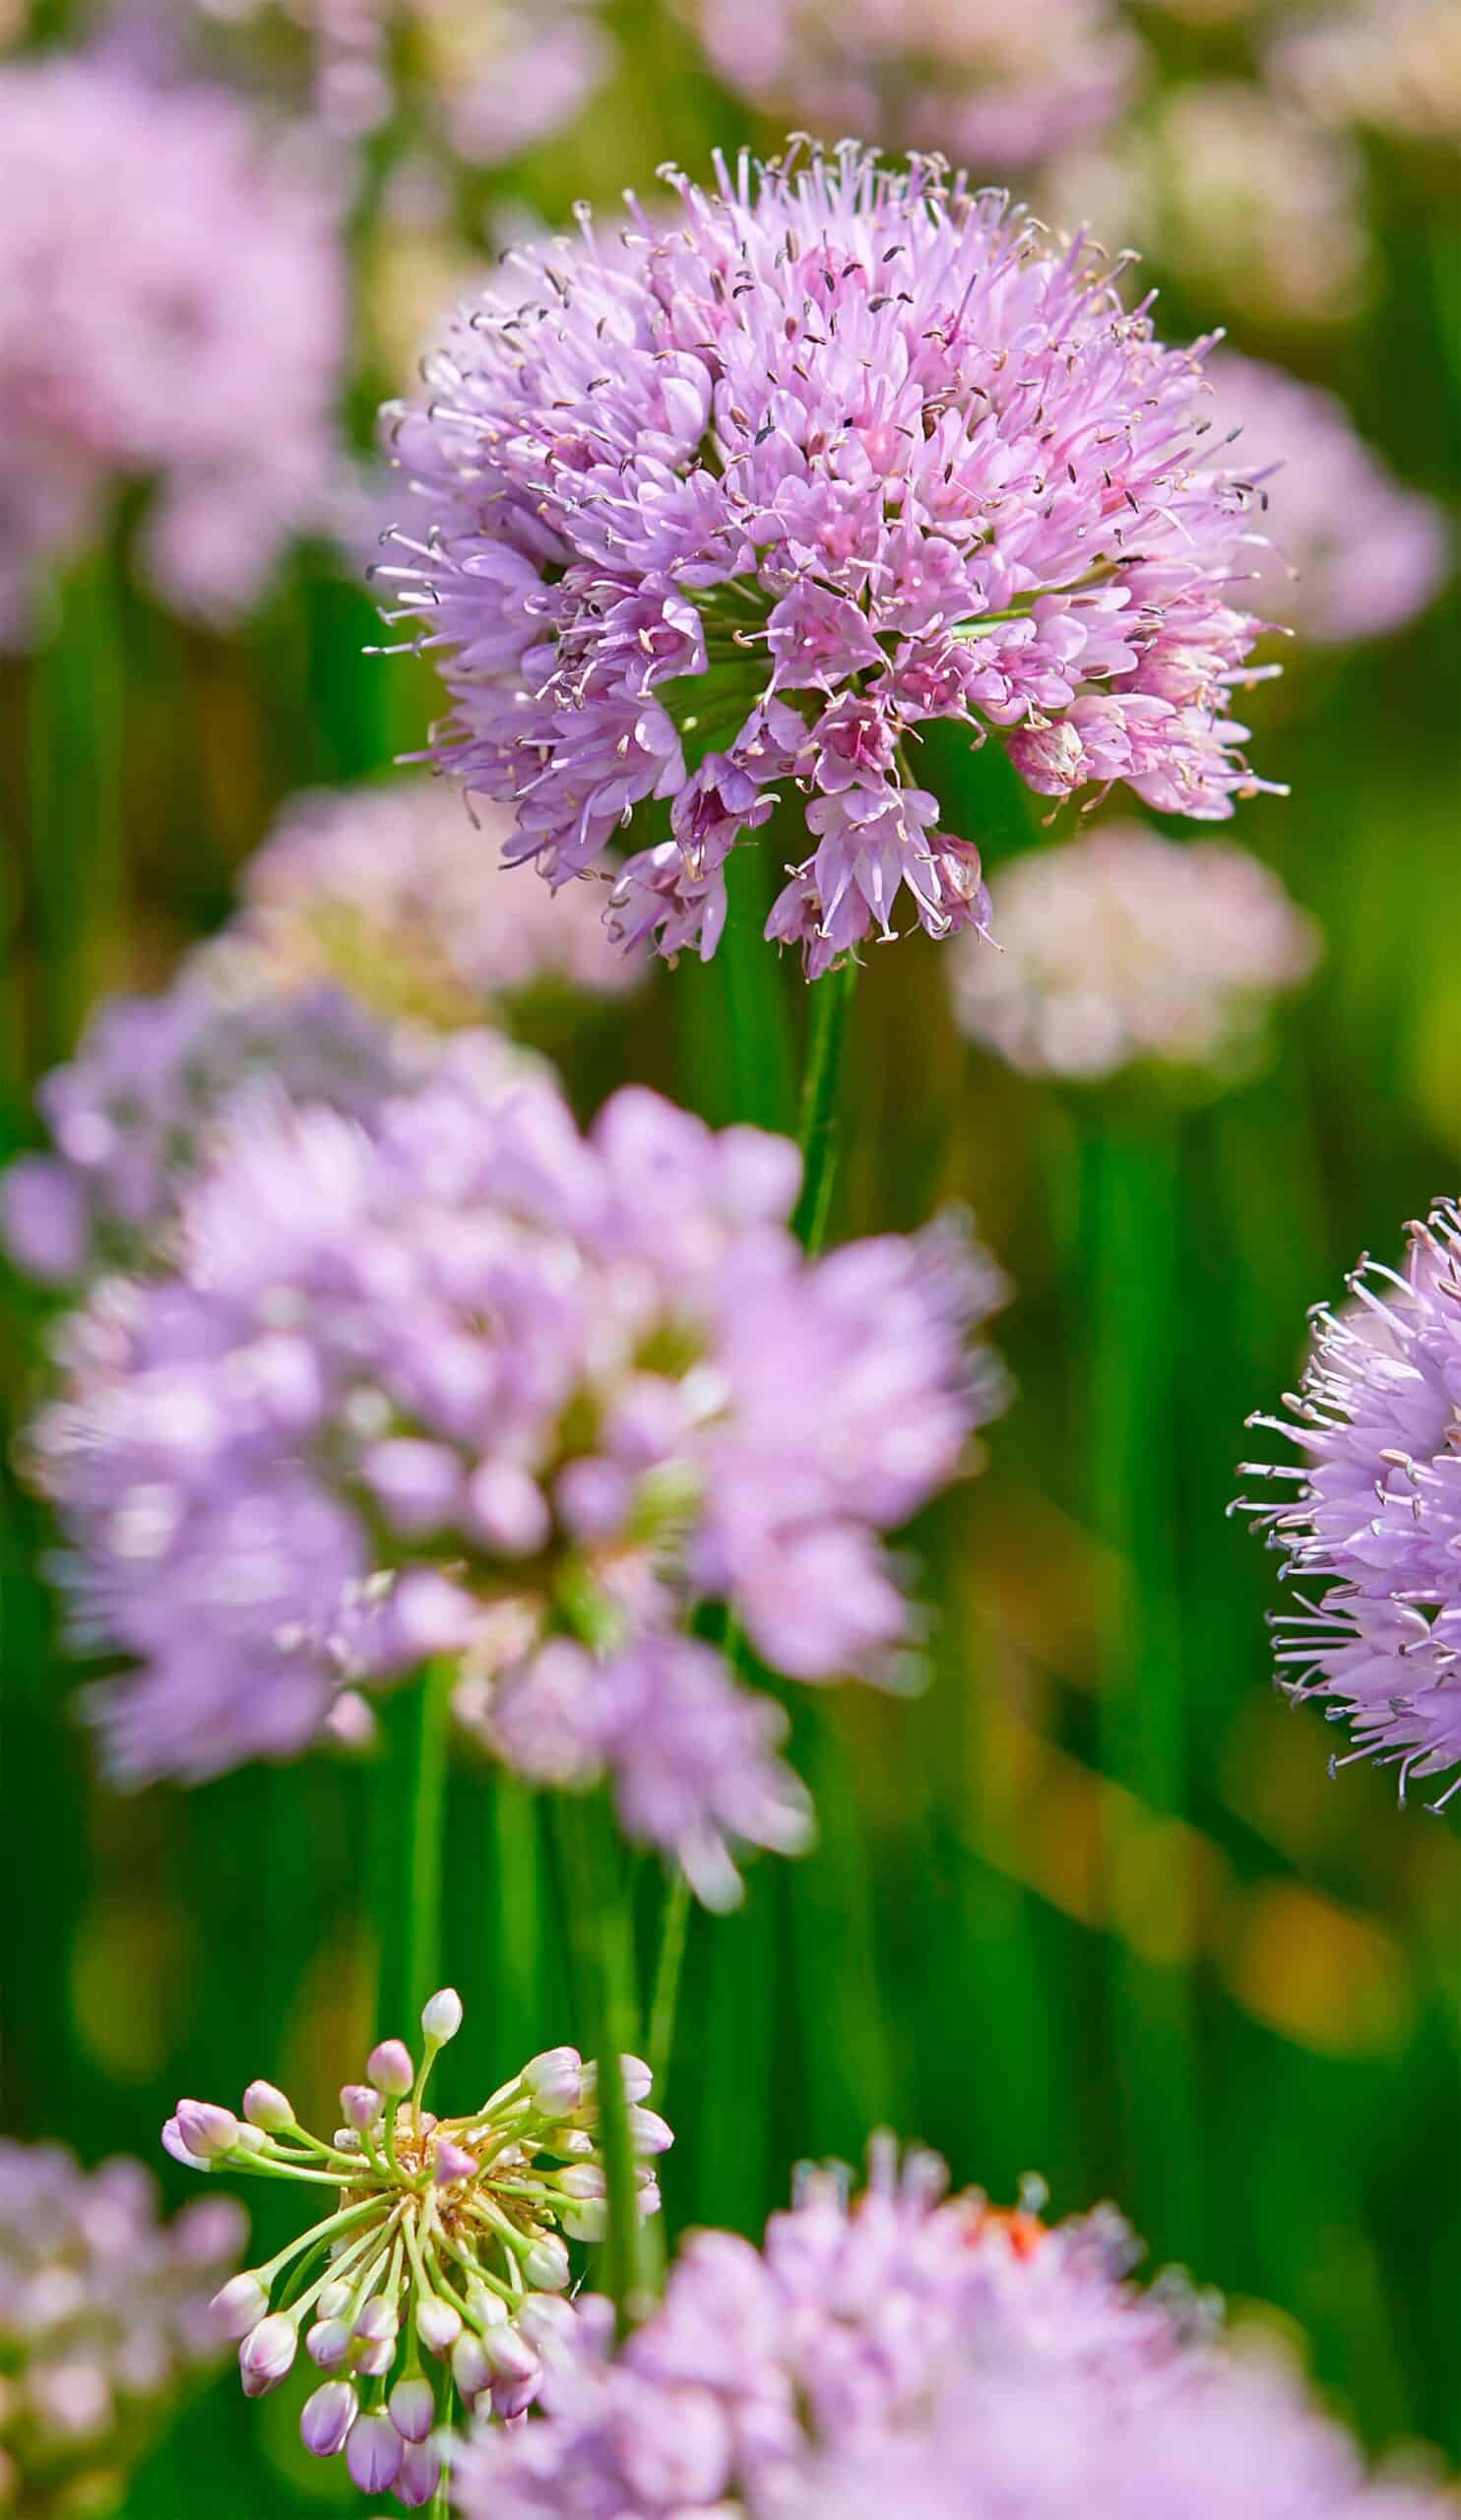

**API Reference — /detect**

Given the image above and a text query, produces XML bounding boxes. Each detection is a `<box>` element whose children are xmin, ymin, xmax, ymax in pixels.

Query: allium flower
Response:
<box><xmin>229</xmin><ymin>775</ymin><xmax>642</xmax><ymax>1024</ymax></box>
<box><xmin>1239</xmin><ymin>1201</ymin><xmax>1461</xmax><ymax>1810</ymax></box>
<box><xmin>165</xmin><ymin>1994</ymin><xmax>665</xmax><ymax>2511</ymax></box>
<box><xmin>31</xmin><ymin>1062</ymin><xmax>1006</xmax><ymax>1870</ymax></box>
<box><xmin>0</xmin><ymin>53</ymin><xmax>346</xmax><ymax>646</ymax></box>
<box><xmin>1270</xmin><ymin>0</ymin><xmax>1461</xmax><ymax>156</ymax></box>
<box><xmin>682</xmin><ymin>0</ymin><xmax>1143</xmax><ymax>174</ymax></box>
<box><xmin>452</xmin><ymin>2140</ymin><xmax>1452</xmax><ymax>2517</ymax></box>
<box><xmin>1204</xmin><ymin>353</ymin><xmax>1448</xmax><ymax>644</ymax></box>
<box><xmin>949</xmin><ymin>822</ymin><xmax>1319</xmax><ymax>1082</ymax></box>
<box><xmin>1043</xmin><ymin>86</ymin><xmax>1371</xmax><ymax>335</ymax></box>
<box><xmin>0</xmin><ymin>2140</ymin><xmax>245</xmax><ymax>2519</ymax></box>
<box><xmin>381</xmin><ymin>143</ymin><xmax>1276</xmax><ymax>980</ymax></box>
<box><xmin>0</xmin><ymin>966</ymin><xmax>424</xmax><ymax>1290</ymax></box>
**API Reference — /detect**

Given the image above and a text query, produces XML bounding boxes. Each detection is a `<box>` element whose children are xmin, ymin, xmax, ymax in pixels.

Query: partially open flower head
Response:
<box><xmin>0</xmin><ymin>2140</ymin><xmax>244</xmax><ymax>2519</ymax></box>
<box><xmin>32</xmin><ymin>1064</ymin><xmax>1007</xmax><ymax>1898</ymax></box>
<box><xmin>165</xmin><ymin>1997</ymin><xmax>666</xmax><ymax>2510</ymax></box>
<box><xmin>950</xmin><ymin>821</ymin><xmax>1319</xmax><ymax>1086</ymax></box>
<box><xmin>382</xmin><ymin>141</ymin><xmax>1276</xmax><ymax>980</ymax></box>
<box><xmin>1239</xmin><ymin>1200</ymin><xmax>1461</xmax><ymax>1811</ymax></box>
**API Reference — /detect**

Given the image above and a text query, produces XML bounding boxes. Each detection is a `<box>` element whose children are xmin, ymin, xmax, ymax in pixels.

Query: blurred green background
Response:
<box><xmin>2</xmin><ymin>1</ymin><xmax>1460</xmax><ymax>2510</ymax></box>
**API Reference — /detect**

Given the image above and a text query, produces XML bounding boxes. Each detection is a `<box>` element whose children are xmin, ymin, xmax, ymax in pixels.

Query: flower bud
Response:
<box><xmin>340</xmin><ymin>2084</ymin><xmax>381</xmax><ymax>2134</ymax></box>
<box><xmin>521</xmin><ymin>2047</ymin><xmax>584</xmax><ymax>2118</ymax></box>
<box><xmin>420</xmin><ymin>1986</ymin><xmax>463</xmax><ymax>2045</ymax></box>
<box><xmin>553</xmin><ymin>2164</ymin><xmax>606</xmax><ymax>2201</ymax></box>
<box><xmin>315</xmin><ymin>2280</ymin><xmax>352</xmax><ymax>2320</ymax></box>
<box><xmin>415</xmin><ymin>2295</ymin><xmax>463</xmax><ymax>2354</ymax></box>
<box><xmin>347</xmin><ymin>2409</ymin><xmax>404</xmax><ymax>2495</ymax></box>
<box><xmin>451</xmin><ymin>2331</ymin><xmax>491</xmax><ymax>2399</ymax></box>
<box><xmin>432</xmin><ymin>2139</ymin><xmax>476</xmax><ymax>2187</ymax></box>
<box><xmin>518</xmin><ymin>2294</ymin><xmax>578</xmax><ymax>2356</ymax></box>
<box><xmin>367</xmin><ymin>2040</ymin><xmax>414</xmax><ymax>2099</ymax></box>
<box><xmin>521</xmin><ymin>2233</ymin><xmax>570</xmax><ymax>2293</ymax></box>
<box><xmin>397</xmin><ymin>2439</ymin><xmax>443</xmax><ymax>2509</ymax></box>
<box><xmin>208</xmin><ymin>2272</ymin><xmax>270</xmax><ymax>2341</ymax></box>
<box><xmin>466</xmin><ymin>1458</ymin><xmax>550</xmax><ymax>1556</ymax></box>
<box><xmin>305</xmin><ymin>2318</ymin><xmax>351</xmax><ymax>2371</ymax></box>
<box><xmin>175</xmin><ymin>2100</ymin><xmax>240</xmax><ymax>2163</ymax></box>
<box><xmin>354</xmin><ymin>2298</ymin><xmax>398</xmax><ymax>2347</ymax></box>
<box><xmin>300</xmin><ymin>2379</ymin><xmax>357</xmax><ymax>2457</ymax></box>
<box><xmin>239</xmin><ymin>2313</ymin><xmax>297</xmax><ymax>2397</ymax></box>
<box><xmin>389</xmin><ymin>2375</ymin><xmax>436</xmax><ymax>2443</ymax></box>
<box><xmin>557</xmin><ymin>2193</ymin><xmax>607</xmax><ymax>2242</ymax></box>
<box><xmin>485</xmin><ymin>2320</ymin><xmax>541</xmax><ymax>2419</ymax></box>
<box><xmin>242</xmin><ymin>2080</ymin><xmax>294</xmax><ymax>2133</ymax></box>
<box><xmin>627</xmin><ymin>2106</ymin><xmax>674</xmax><ymax>2157</ymax></box>
<box><xmin>355</xmin><ymin>2334</ymin><xmax>395</xmax><ymax>2377</ymax></box>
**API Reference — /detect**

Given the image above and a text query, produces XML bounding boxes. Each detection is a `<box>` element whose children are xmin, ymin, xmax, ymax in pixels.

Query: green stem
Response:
<box><xmin>646</xmin><ymin>1870</ymin><xmax>691</xmax><ymax>2093</ymax></box>
<box><xmin>556</xmin><ymin>1796</ymin><xmax>651</xmax><ymax>2327</ymax></box>
<box><xmin>372</xmin><ymin>1659</ymin><xmax>455</xmax><ymax>2040</ymax></box>
<box><xmin>792</xmin><ymin>959</ymin><xmax>857</xmax><ymax>1253</ymax></box>
<box><xmin>29</xmin><ymin>543</ymin><xmax>126</xmax><ymax>1066</ymax></box>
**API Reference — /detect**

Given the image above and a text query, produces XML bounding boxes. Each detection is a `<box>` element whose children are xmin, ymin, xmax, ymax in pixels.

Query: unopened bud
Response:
<box><xmin>389</xmin><ymin>2375</ymin><xmax>436</xmax><ymax>2443</ymax></box>
<box><xmin>347</xmin><ymin>2409</ymin><xmax>404</xmax><ymax>2495</ymax></box>
<box><xmin>300</xmin><ymin>2379</ymin><xmax>357</xmax><ymax>2457</ymax></box>
<box><xmin>354</xmin><ymin>2298</ymin><xmax>398</xmax><ymax>2347</ymax></box>
<box><xmin>175</xmin><ymin>2101</ymin><xmax>240</xmax><ymax>2163</ymax></box>
<box><xmin>367</xmin><ymin>2040</ymin><xmax>414</xmax><ymax>2099</ymax></box>
<box><xmin>415</xmin><ymin>2296</ymin><xmax>462</xmax><ymax>2355</ymax></box>
<box><xmin>242</xmin><ymin>2080</ymin><xmax>294</xmax><ymax>2133</ymax></box>
<box><xmin>306</xmin><ymin>2318</ymin><xmax>351</xmax><ymax>2371</ymax></box>
<box><xmin>627</xmin><ymin>2106</ymin><xmax>674</xmax><ymax>2157</ymax></box>
<box><xmin>356</xmin><ymin>2334</ymin><xmax>395</xmax><ymax>2377</ymax></box>
<box><xmin>161</xmin><ymin>2115</ymin><xmax>212</xmax><ymax>2171</ymax></box>
<box><xmin>432</xmin><ymin>2139</ymin><xmax>476</xmax><ymax>2187</ymax></box>
<box><xmin>521</xmin><ymin>2047</ymin><xmax>584</xmax><ymax>2118</ymax></box>
<box><xmin>421</xmin><ymin>1986</ymin><xmax>463</xmax><ymax>2045</ymax></box>
<box><xmin>208</xmin><ymin>2272</ymin><xmax>270</xmax><ymax>2341</ymax></box>
<box><xmin>340</xmin><ymin>2085</ymin><xmax>381</xmax><ymax>2134</ymax></box>
<box><xmin>239</xmin><ymin>2313</ymin><xmax>297</xmax><ymax>2397</ymax></box>
<box><xmin>522</xmin><ymin>2234</ymin><xmax>570</xmax><ymax>2293</ymax></box>
<box><xmin>397</xmin><ymin>2439</ymin><xmax>443</xmax><ymax>2509</ymax></box>
<box><xmin>451</xmin><ymin>2332</ymin><xmax>491</xmax><ymax>2398</ymax></box>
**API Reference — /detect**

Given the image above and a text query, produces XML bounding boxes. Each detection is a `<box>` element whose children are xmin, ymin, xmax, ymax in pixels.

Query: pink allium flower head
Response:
<box><xmin>682</xmin><ymin>0</ymin><xmax>1143</xmax><ymax>173</ymax></box>
<box><xmin>230</xmin><ymin>775</ymin><xmax>643</xmax><ymax>1021</ymax></box>
<box><xmin>1270</xmin><ymin>0</ymin><xmax>1461</xmax><ymax>156</ymax></box>
<box><xmin>1239</xmin><ymin>1200</ymin><xmax>1461</xmax><ymax>1810</ymax></box>
<box><xmin>950</xmin><ymin>822</ymin><xmax>1319</xmax><ymax>1083</ymax></box>
<box><xmin>0</xmin><ymin>2140</ymin><xmax>244</xmax><ymax>2513</ymax></box>
<box><xmin>0</xmin><ymin>53</ymin><xmax>346</xmax><ymax>646</ymax></box>
<box><xmin>452</xmin><ymin>2141</ymin><xmax>1454</xmax><ymax>2517</ymax></box>
<box><xmin>381</xmin><ymin>143</ymin><xmax>1277</xmax><ymax>979</ymax></box>
<box><xmin>30</xmin><ymin>1061</ymin><xmax>1006</xmax><ymax>1864</ymax></box>
<box><xmin>163</xmin><ymin>2004</ymin><xmax>663</xmax><ymax>2484</ymax></box>
<box><xmin>1204</xmin><ymin>353</ymin><xmax>1449</xmax><ymax>644</ymax></box>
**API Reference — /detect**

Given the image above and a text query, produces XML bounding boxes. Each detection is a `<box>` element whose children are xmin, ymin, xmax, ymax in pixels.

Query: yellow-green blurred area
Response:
<box><xmin>2</xmin><ymin>2</ymin><xmax>1460</xmax><ymax>2512</ymax></box>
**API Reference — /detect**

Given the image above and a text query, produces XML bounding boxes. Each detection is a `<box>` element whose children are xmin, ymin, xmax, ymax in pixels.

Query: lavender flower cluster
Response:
<box><xmin>0</xmin><ymin>2140</ymin><xmax>244</xmax><ymax>2517</ymax></box>
<box><xmin>1240</xmin><ymin>1200</ymin><xmax>1461</xmax><ymax>1809</ymax></box>
<box><xmin>32</xmin><ymin>1055</ymin><xmax>1005</xmax><ymax>1894</ymax></box>
<box><xmin>167</xmin><ymin>1991</ymin><xmax>665</xmax><ymax>2508</ymax></box>
<box><xmin>0</xmin><ymin>50</ymin><xmax>345</xmax><ymax>644</ymax></box>
<box><xmin>452</xmin><ymin>2142</ymin><xmax>1453</xmax><ymax>2518</ymax></box>
<box><xmin>382</xmin><ymin>143</ymin><xmax>1275</xmax><ymax>978</ymax></box>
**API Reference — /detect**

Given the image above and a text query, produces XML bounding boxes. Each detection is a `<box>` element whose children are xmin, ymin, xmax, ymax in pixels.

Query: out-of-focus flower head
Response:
<box><xmin>1203</xmin><ymin>352</ymin><xmax>1449</xmax><ymax>644</ymax></box>
<box><xmin>0</xmin><ymin>2139</ymin><xmax>245</xmax><ymax>2519</ymax></box>
<box><xmin>381</xmin><ymin>141</ymin><xmax>1277</xmax><ymax>981</ymax></box>
<box><xmin>1044</xmin><ymin>84</ymin><xmax>1371</xmax><ymax>334</ymax></box>
<box><xmin>227</xmin><ymin>776</ymin><xmax>643</xmax><ymax>1026</ymax></box>
<box><xmin>452</xmin><ymin>2138</ymin><xmax>1454</xmax><ymax>2517</ymax></box>
<box><xmin>682</xmin><ymin>0</ymin><xmax>1144</xmax><ymax>174</ymax></box>
<box><xmin>30</xmin><ymin>1063</ymin><xmax>1007</xmax><ymax>1894</ymax></box>
<box><xmin>164</xmin><ymin>1994</ymin><xmax>666</xmax><ymax>2510</ymax></box>
<box><xmin>1270</xmin><ymin>0</ymin><xmax>1461</xmax><ymax>156</ymax></box>
<box><xmin>0</xmin><ymin>51</ymin><xmax>346</xmax><ymax>647</ymax></box>
<box><xmin>1239</xmin><ymin>1200</ymin><xmax>1461</xmax><ymax>1812</ymax></box>
<box><xmin>189</xmin><ymin>0</ymin><xmax>612</xmax><ymax>158</ymax></box>
<box><xmin>949</xmin><ymin>822</ymin><xmax>1319</xmax><ymax>1084</ymax></box>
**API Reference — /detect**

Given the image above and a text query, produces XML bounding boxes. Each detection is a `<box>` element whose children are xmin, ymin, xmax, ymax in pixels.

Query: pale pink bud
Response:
<box><xmin>356</xmin><ymin>2335</ymin><xmax>395</xmax><ymax>2377</ymax></box>
<box><xmin>554</xmin><ymin>2164</ymin><xmax>606</xmax><ymax>2201</ymax></box>
<box><xmin>238</xmin><ymin>2314</ymin><xmax>297</xmax><ymax>2397</ymax></box>
<box><xmin>522</xmin><ymin>2234</ymin><xmax>570</xmax><ymax>2293</ymax></box>
<box><xmin>367</xmin><ymin>2040</ymin><xmax>414</xmax><ymax>2099</ymax></box>
<box><xmin>627</xmin><ymin>2106</ymin><xmax>674</xmax><ymax>2156</ymax></box>
<box><xmin>420</xmin><ymin>1987</ymin><xmax>462</xmax><ymax>2045</ymax></box>
<box><xmin>397</xmin><ymin>2439</ymin><xmax>443</xmax><ymax>2508</ymax></box>
<box><xmin>306</xmin><ymin>2318</ymin><xmax>351</xmax><ymax>2370</ymax></box>
<box><xmin>340</xmin><ymin>2084</ymin><xmax>380</xmax><ymax>2133</ymax></box>
<box><xmin>315</xmin><ymin>2280</ymin><xmax>353</xmax><ymax>2320</ymax></box>
<box><xmin>300</xmin><ymin>2378</ymin><xmax>357</xmax><ymax>2457</ymax></box>
<box><xmin>466</xmin><ymin>1458</ymin><xmax>550</xmax><ymax>1555</ymax></box>
<box><xmin>242</xmin><ymin>2080</ymin><xmax>294</xmax><ymax>2133</ymax></box>
<box><xmin>484</xmin><ymin>2320</ymin><xmax>540</xmax><ymax>2419</ymax></box>
<box><xmin>347</xmin><ymin>2410</ymin><xmax>404</xmax><ymax>2494</ymax></box>
<box><xmin>432</xmin><ymin>2139</ymin><xmax>476</xmax><ymax>2187</ymax></box>
<box><xmin>557</xmin><ymin>2194</ymin><xmax>607</xmax><ymax>2243</ymax></box>
<box><xmin>175</xmin><ymin>2100</ymin><xmax>239</xmax><ymax>2162</ymax></box>
<box><xmin>451</xmin><ymin>2332</ymin><xmax>491</xmax><ymax>2398</ymax></box>
<box><xmin>521</xmin><ymin>2047</ymin><xmax>583</xmax><ymax>2118</ymax></box>
<box><xmin>389</xmin><ymin>2375</ymin><xmax>436</xmax><ymax>2442</ymax></box>
<box><xmin>208</xmin><ymin>2272</ymin><xmax>270</xmax><ymax>2341</ymax></box>
<box><xmin>354</xmin><ymin>2298</ymin><xmax>398</xmax><ymax>2346</ymax></box>
<box><xmin>518</xmin><ymin>2294</ymin><xmax>578</xmax><ymax>2355</ymax></box>
<box><xmin>414</xmin><ymin>2296</ymin><xmax>462</xmax><ymax>2354</ymax></box>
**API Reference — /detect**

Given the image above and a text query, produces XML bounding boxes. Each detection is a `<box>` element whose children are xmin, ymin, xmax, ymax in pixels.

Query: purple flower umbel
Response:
<box><xmin>381</xmin><ymin>142</ymin><xmax>1275</xmax><ymax>979</ymax></box>
<box><xmin>1239</xmin><ymin>1200</ymin><xmax>1461</xmax><ymax>1809</ymax></box>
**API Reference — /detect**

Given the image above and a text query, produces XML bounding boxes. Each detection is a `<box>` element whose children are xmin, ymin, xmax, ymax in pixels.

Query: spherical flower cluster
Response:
<box><xmin>949</xmin><ymin>822</ymin><xmax>1319</xmax><ymax>1083</ymax></box>
<box><xmin>1270</xmin><ymin>0</ymin><xmax>1461</xmax><ymax>156</ymax></box>
<box><xmin>1043</xmin><ymin>86</ymin><xmax>1371</xmax><ymax>335</ymax></box>
<box><xmin>452</xmin><ymin>2141</ymin><xmax>1451</xmax><ymax>2518</ymax></box>
<box><xmin>165</xmin><ymin>1992</ymin><xmax>667</xmax><ymax>2510</ymax></box>
<box><xmin>229</xmin><ymin>775</ymin><xmax>642</xmax><ymax>1025</ymax></box>
<box><xmin>0</xmin><ymin>2140</ymin><xmax>245</xmax><ymax>2519</ymax></box>
<box><xmin>1239</xmin><ymin>1200</ymin><xmax>1461</xmax><ymax>1810</ymax></box>
<box><xmin>682</xmin><ymin>0</ymin><xmax>1143</xmax><ymax>175</ymax></box>
<box><xmin>382</xmin><ymin>143</ymin><xmax>1275</xmax><ymax>980</ymax></box>
<box><xmin>31</xmin><ymin>1060</ymin><xmax>1007</xmax><ymax>1888</ymax></box>
<box><xmin>0</xmin><ymin>964</ymin><xmax>426</xmax><ymax>1291</ymax></box>
<box><xmin>1205</xmin><ymin>353</ymin><xmax>1448</xmax><ymax>645</ymax></box>
<box><xmin>0</xmin><ymin>52</ymin><xmax>346</xmax><ymax>646</ymax></box>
